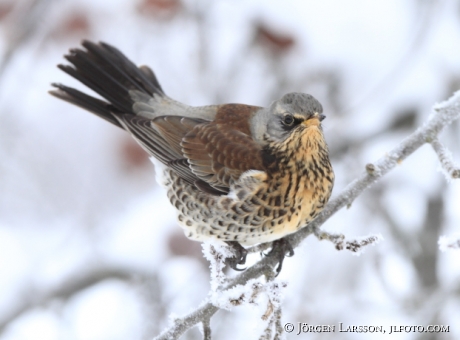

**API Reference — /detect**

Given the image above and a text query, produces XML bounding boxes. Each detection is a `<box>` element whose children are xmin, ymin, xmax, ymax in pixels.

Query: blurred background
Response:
<box><xmin>0</xmin><ymin>0</ymin><xmax>459</xmax><ymax>339</ymax></box>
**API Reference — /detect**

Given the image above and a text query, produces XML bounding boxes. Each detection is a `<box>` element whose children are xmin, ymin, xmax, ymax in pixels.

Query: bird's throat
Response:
<box><xmin>265</xmin><ymin>127</ymin><xmax>329</xmax><ymax>179</ymax></box>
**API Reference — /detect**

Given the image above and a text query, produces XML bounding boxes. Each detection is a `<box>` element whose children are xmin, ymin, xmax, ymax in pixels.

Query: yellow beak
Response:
<box><xmin>301</xmin><ymin>112</ymin><xmax>325</xmax><ymax>127</ymax></box>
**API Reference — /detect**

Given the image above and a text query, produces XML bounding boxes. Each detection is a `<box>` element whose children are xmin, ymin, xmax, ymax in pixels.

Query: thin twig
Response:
<box><xmin>313</xmin><ymin>228</ymin><xmax>383</xmax><ymax>254</ymax></box>
<box><xmin>154</xmin><ymin>303</ymin><xmax>219</xmax><ymax>340</ymax></box>
<box><xmin>202</xmin><ymin>317</ymin><xmax>212</xmax><ymax>340</ymax></box>
<box><xmin>430</xmin><ymin>137</ymin><xmax>460</xmax><ymax>179</ymax></box>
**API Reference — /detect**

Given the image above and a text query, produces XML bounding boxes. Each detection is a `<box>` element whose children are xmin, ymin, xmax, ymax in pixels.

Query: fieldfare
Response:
<box><xmin>50</xmin><ymin>41</ymin><xmax>334</xmax><ymax>273</ymax></box>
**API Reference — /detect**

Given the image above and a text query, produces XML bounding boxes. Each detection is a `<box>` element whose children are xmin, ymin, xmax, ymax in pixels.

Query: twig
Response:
<box><xmin>273</xmin><ymin>308</ymin><xmax>284</xmax><ymax>340</ymax></box>
<box><xmin>430</xmin><ymin>137</ymin><xmax>460</xmax><ymax>179</ymax></box>
<box><xmin>313</xmin><ymin>228</ymin><xmax>383</xmax><ymax>255</ymax></box>
<box><xmin>154</xmin><ymin>303</ymin><xmax>219</xmax><ymax>340</ymax></box>
<box><xmin>152</xmin><ymin>90</ymin><xmax>460</xmax><ymax>339</ymax></box>
<box><xmin>0</xmin><ymin>265</ymin><xmax>155</xmax><ymax>335</ymax></box>
<box><xmin>202</xmin><ymin>317</ymin><xmax>212</xmax><ymax>340</ymax></box>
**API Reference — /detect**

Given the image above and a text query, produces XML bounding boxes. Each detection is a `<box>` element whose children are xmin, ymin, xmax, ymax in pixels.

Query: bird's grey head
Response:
<box><xmin>250</xmin><ymin>92</ymin><xmax>325</xmax><ymax>144</ymax></box>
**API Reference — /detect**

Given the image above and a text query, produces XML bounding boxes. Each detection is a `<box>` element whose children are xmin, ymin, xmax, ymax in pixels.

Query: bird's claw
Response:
<box><xmin>225</xmin><ymin>241</ymin><xmax>248</xmax><ymax>271</ymax></box>
<box><xmin>265</xmin><ymin>238</ymin><xmax>294</xmax><ymax>275</ymax></box>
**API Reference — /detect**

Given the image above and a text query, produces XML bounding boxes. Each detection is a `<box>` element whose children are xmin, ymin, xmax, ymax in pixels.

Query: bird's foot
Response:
<box><xmin>225</xmin><ymin>241</ymin><xmax>248</xmax><ymax>271</ymax></box>
<box><xmin>265</xmin><ymin>238</ymin><xmax>294</xmax><ymax>275</ymax></box>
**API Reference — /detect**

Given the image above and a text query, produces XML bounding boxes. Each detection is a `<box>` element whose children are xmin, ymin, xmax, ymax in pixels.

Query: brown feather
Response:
<box><xmin>181</xmin><ymin>104</ymin><xmax>265</xmax><ymax>190</ymax></box>
<box><xmin>152</xmin><ymin>116</ymin><xmax>208</xmax><ymax>157</ymax></box>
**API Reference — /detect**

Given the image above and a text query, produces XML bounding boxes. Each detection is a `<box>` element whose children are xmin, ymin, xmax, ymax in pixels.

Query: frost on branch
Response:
<box><xmin>342</xmin><ymin>234</ymin><xmax>384</xmax><ymax>255</ymax></box>
<box><xmin>365</xmin><ymin>163</ymin><xmax>381</xmax><ymax>176</ymax></box>
<box><xmin>315</xmin><ymin>229</ymin><xmax>384</xmax><ymax>256</ymax></box>
<box><xmin>430</xmin><ymin>138</ymin><xmax>460</xmax><ymax>181</ymax></box>
<box><xmin>201</xmin><ymin>240</ymin><xmax>288</xmax><ymax>338</ymax></box>
<box><xmin>210</xmin><ymin>277</ymin><xmax>288</xmax><ymax>339</ymax></box>
<box><xmin>438</xmin><ymin>234</ymin><xmax>460</xmax><ymax>251</ymax></box>
<box><xmin>259</xmin><ymin>307</ymin><xmax>283</xmax><ymax>340</ymax></box>
<box><xmin>202</xmin><ymin>241</ymin><xmax>234</xmax><ymax>291</ymax></box>
<box><xmin>210</xmin><ymin>278</ymin><xmax>287</xmax><ymax>312</ymax></box>
<box><xmin>198</xmin><ymin>317</ymin><xmax>212</xmax><ymax>340</ymax></box>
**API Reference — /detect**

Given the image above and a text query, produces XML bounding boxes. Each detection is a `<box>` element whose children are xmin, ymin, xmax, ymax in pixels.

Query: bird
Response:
<box><xmin>49</xmin><ymin>41</ymin><xmax>334</xmax><ymax>274</ymax></box>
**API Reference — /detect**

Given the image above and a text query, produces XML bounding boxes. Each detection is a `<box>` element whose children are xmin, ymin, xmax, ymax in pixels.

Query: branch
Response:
<box><xmin>430</xmin><ymin>137</ymin><xmax>460</xmax><ymax>180</ymax></box>
<box><xmin>154</xmin><ymin>90</ymin><xmax>460</xmax><ymax>339</ymax></box>
<box><xmin>313</xmin><ymin>229</ymin><xmax>383</xmax><ymax>255</ymax></box>
<box><xmin>155</xmin><ymin>303</ymin><xmax>219</xmax><ymax>340</ymax></box>
<box><xmin>201</xmin><ymin>316</ymin><xmax>212</xmax><ymax>340</ymax></box>
<box><xmin>0</xmin><ymin>265</ymin><xmax>156</xmax><ymax>335</ymax></box>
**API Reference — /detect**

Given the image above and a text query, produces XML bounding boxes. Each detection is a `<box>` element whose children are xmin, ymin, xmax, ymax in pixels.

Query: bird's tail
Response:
<box><xmin>49</xmin><ymin>40</ymin><xmax>165</xmax><ymax>129</ymax></box>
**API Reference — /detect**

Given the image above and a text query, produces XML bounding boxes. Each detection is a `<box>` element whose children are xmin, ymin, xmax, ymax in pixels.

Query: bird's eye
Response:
<box><xmin>283</xmin><ymin>114</ymin><xmax>294</xmax><ymax>126</ymax></box>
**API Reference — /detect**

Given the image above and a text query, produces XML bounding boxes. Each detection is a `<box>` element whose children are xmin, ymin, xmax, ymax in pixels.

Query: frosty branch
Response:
<box><xmin>154</xmin><ymin>90</ymin><xmax>460</xmax><ymax>340</ymax></box>
<box><xmin>430</xmin><ymin>137</ymin><xmax>460</xmax><ymax>179</ymax></box>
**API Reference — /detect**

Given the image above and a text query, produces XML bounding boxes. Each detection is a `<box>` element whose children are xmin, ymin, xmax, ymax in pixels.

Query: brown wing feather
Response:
<box><xmin>152</xmin><ymin>116</ymin><xmax>209</xmax><ymax>156</ymax></box>
<box><xmin>119</xmin><ymin>115</ymin><xmax>204</xmax><ymax>189</ymax></box>
<box><xmin>181</xmin><ymin>104</ymin><xmax>265</xmax><ymax>190</ymax></box>
<box><xmin>120</xmin><ymin>104</ymin><xmax>265</xmax><ymax>194</ymax></box>
<box><xmin>151</xmin><ymin>115</ymin><xmax>231</xmax><ymax>194</ymax></box>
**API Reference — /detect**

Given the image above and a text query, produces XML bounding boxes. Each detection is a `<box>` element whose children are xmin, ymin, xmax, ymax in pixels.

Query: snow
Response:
<box><xmin>438</xmin><ymin>233</ymin><xmax>460</xmax><ymax>252</ymax></box>
<box><xmin>202</xmin><ymin>241</ymin><xmax>234</xmax><ymax>292</ymax></box>
<box><xmin>209</xmin><ymin>276</ymin><xmax>288</xmax><ymax>334</ymax></box>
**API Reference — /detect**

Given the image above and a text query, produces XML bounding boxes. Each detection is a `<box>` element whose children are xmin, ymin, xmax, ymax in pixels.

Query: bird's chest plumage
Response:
<box><xmin>165</xmin><ymin>127</ymin><xmax>334</xmax><ymax>246</ymax></box>
<box><xmin>251</xmin><ymin>130</ymin><xmax>334</xmax><ymax>235</ymax></box>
